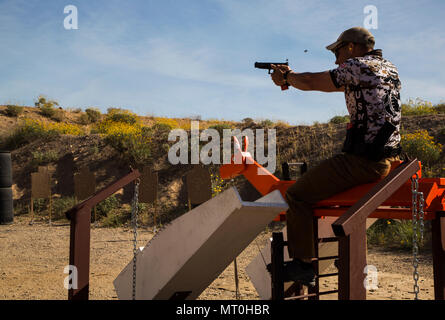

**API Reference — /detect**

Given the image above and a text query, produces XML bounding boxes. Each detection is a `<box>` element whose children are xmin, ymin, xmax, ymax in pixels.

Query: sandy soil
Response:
<box><xmin>0</xmin><ymin>215</ymin><xmax>435</xmax><ymax>300</ymax></box>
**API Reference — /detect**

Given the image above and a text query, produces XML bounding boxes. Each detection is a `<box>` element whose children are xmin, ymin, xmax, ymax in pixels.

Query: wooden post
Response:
<box><xmin>68</xmin><ymin>206</ymin><xmax>91</xmax><ymax>300</ymax></box>
<box><xmin>30</xmin><ymin>197</ymin><xmax>34</xmax><ymax>225</ymax></box>
<box><xmin>67</xmin><ymin>170</ymin><xmax>140</xmax><ymax>300</ymax></box>
<box><xmin>153</xmin><ymin>199</ymin><xmax>158</xmax><ymax>231</ymax></box>
<box><xmin>271</xmin><ymin>232</ymin><xmax>284</xmax><ymax>300</ymax></box>
<box><xmin>432</xmin><ymin>211</ymin><xmax>445</xmax><ymax>300</ymax></box>
<box><xmin>338</xmin><ymin>222</ymin><xmax>367</xmax><ymax>300</ymax></box>
<box><xmin>49</xmin><ymin>193</ymin><xmax>52</xmax><ymax>225</ymax></box>
<box><xmin>308</xmin><ymin>217</ymin><xmax>320</xmax><ymax>300</ymax></box>
<box><xmin>138</xmin><ymin>166</ymin><xmax>158</xmax><ymax>231</ymax></box>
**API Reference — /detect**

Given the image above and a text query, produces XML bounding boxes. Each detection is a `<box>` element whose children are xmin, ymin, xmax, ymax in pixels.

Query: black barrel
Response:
<box><xmin>0</xmin><ymin>187</ymin><xmax>13</xmax><ymax>224</ymax></box>
<box><xmin>0</xmin><ymin>151</ymin><xmax>12</xmax><ymax>188</ymax></box>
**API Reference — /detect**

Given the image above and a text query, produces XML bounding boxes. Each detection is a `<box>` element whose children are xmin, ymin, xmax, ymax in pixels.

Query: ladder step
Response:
<box><xmin>318</xmin><ymin>237</ymin><xmax>339</xmax><ymax>243</ymax></box>
<box><xmin>319</xmin><ymin>289</ymin><xmax>338</xmax><ymax>296</ymax></box>
<box><xmin>317</xmin><ymin>272</ymin><xmax>338</xmax><ymax>278</ymax></box>
<box><xmin>285</xmin><ymin>289</ymin><xmax>339</xmax><ymax>300</ymax></box>
<box><xmin>278</xmin><ymin>238</ymin><xmax>338</xmax><ymax>245</ymax></box>
<box><xmin>285</xmin><ymin>293</ymin><xmax>318</xmax><ymax>300</ymax></box>
<box><xmin>312</xmin><ymin>256</ymin><xmax>338</xmax><ymax>261</ymax></box>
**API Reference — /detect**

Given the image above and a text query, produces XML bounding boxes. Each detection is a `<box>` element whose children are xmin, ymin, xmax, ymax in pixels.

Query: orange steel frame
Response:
<box><xmin>220</xmin><ymin>152</ymin><xmax>445</xmax><ymax>221</ymax></box>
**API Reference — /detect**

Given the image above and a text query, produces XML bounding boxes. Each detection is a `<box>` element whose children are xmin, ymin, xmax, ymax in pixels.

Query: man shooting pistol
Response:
<box><xmin>260</xmin><ymin>27</ymin><xmax>403</xmax><ymax>288</ymax></box>
<box><xmin>255</xmin><ymin>60</ymin><xmax>289</xmax><ymax>90</ymax></box>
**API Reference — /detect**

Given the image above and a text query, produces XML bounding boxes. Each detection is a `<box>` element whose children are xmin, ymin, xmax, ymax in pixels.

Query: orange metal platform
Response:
<box><xmin>220</xmin><ymin>138</ymin><xmax>445</xmax><ymax>221</ymax></box>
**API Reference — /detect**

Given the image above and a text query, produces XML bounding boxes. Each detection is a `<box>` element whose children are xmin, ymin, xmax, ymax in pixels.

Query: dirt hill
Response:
<box><xmin>1</xmin><ymin>105</ymin><xmax>444</xmax><ymax>226</ymax></box>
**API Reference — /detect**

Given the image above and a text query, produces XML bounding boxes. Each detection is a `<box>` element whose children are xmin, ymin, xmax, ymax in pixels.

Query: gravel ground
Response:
<box><xmin>0</xmin><ymin>215</ymin><xmax>435</xmax><ymax>300</ymax></box>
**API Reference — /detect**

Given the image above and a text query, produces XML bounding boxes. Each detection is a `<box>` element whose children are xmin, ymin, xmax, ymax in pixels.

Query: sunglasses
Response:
<box><xmin>334</xmin><ymin>42</ymin><xmax>349</xmax><ymax>58</ymax></box>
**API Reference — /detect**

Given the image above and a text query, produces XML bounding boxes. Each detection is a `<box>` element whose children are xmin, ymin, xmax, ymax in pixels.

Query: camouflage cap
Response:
<box><xmin>326</xmin><ymin>27</ymin><xmax>375</xmax><ymax>52</ymax></box>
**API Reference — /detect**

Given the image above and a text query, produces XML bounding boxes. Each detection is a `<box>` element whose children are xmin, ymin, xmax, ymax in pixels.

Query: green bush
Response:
<box><xmin>5</xmin><ymin>105</ymin><xmax>24</xmax><ymax>117</ymax></box>
<box><xmin>152</xmin><ymin>122</ymin><xmax>173</xmax><ymax>132</ymax></box>
<box><xmin>101</xmin><ymin>209</ymin><xmax>131</xmax><ymax>228</ymax></box>
<box><xmin>50</xmin><ymin>109</ymin><xmax>65</xmax><ymax>122</ymax></box>
<box><xmin>1</xmin><ymin>120</ymin><xmax>59</xmax><ymax>150</ymax></box>
<box><xmin>96</xmin><ymin>195</ymin><xmax>120</xmax><ymax>218</ymax></box>
<box><xmin>367</xmin><ymin>219</ymin><xmax>429</xmax><ymax>250</ymax></box>
<box><xmin>242</xmin><ymin>117</ymin><xmax>255</xmax><ymax>126</ymax></box>
<box><xmin>78</xmin><ymin>113</ymin><xmax>91</xmax><ymax>125</ymax></box>
<box><xmin>258</xmin><ymin>119</ymin><xmax>274</xmax><ymax>128</ymax></box>
<box><xmin>31</xmin><ymin>150</ymin><xmax>59</xmax><ymax>166</ymax></box>
<box><xmin>40</xmin><ymin>104</ymin><xmax>56</xmax><ymax>118</ymax></box>
<box><xmin>85</xmin><ymin>108</ymin><xmax>101</xmax><ymax>123</ymax></box>
<box><xmin>52</xmin><ymin>197</ymin><xmax>77</xmax><ymax>220</ymax></box>
<box><xmin>106</xmin><ymin>108</ymin><xmax>138</xmax><ymax>125</ymax></box>
<box><xmin>329</xmin><ymin>115</ymin><xmax>350</xmax><ymax>124</ymax></box>
<box><xmin>96</xmin><ymin>197</ymin><xmax>133</xmax><ymax>227</ymax></box>
<box><xmin>31</xmin><ymin>198</ymin><xmax>48</xmax><ymax>215</ymax></box>
<box><xmin>208</xmin><ymin>123</ymin><xmax>233</xmax><ymax>135</ymax></box>
<box><xmin>35</xmin><ymin>95</ymin><xmax>60</xmax><ymax>118</ymax></box>
<box><xmin>434</xmin><ymin>103</ymin><xmax>445</xmax><ymax>114</ymax></box>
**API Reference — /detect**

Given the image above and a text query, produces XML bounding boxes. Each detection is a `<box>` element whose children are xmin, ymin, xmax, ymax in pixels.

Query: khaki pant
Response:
<box><xmin>285</xmin><ymin>153</ymin><xmax>399</xmax><ymax>260</ymax></box>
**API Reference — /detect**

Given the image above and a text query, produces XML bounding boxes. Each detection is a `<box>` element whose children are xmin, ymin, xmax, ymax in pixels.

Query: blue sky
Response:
<box><xmin>1</xmin><ymin>0</ymin><xmax>444</xmax><ymax>124</ymax></box>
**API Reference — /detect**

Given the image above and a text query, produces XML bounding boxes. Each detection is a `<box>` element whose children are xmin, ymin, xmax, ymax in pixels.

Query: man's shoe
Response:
<box><xmin>267</xmin><ymin>259</ymin><xmax>316</xmax><ymax>287</ymax></box>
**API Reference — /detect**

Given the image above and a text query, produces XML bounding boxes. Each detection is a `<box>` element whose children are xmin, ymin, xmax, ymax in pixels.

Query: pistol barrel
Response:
<box><xmin>254</xmin><ymin>61</ymin><xmax>288</xmax><ymax>69</ymax></box>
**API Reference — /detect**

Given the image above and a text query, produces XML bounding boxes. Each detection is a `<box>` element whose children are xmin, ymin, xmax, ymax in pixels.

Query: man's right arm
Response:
<box><xmin>286</xmin><ymin>71</ymin><xmax>344</xmax><ymax>92</ymax></box>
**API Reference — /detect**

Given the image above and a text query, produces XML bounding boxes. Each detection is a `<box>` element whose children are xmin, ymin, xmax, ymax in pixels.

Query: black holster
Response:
<box><xmin>342</xmin><ymin>121</ymin><xmax>401</xmax><ymax>161</ymax></box>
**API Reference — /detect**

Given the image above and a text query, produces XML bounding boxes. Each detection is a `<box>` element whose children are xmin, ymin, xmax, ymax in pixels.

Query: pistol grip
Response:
<box><xmin>281</xmin><ymin>84</ymin><xmax>289</xmax><ymax>91</ymax></box>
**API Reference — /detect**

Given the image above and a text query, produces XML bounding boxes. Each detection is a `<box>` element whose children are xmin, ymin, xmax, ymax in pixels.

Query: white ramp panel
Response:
<box><xmin>114</xmin><ymin>187</ymin><xmax>288</xmax><ymax>300</ymax></box>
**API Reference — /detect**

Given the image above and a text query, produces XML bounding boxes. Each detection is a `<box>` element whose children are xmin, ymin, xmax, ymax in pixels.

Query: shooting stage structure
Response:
<box><xmin>220</xmin><ymin>137</ymin><xmax>445</xmax><ymax>300</ymax></box>
<box><xmin>66</xmin><ymin>136</ymin><xmax>445</xmax><ymax>300</ymax></box>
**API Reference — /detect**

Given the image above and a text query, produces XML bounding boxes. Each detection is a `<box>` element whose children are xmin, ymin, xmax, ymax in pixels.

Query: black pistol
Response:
<box><xmin>254</xmin><ymin>59</ymin><xmax>289</xmax><ymax>90</ymax></box>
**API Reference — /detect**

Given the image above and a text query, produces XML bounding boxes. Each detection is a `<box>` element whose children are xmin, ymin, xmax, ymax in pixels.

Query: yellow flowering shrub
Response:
<box><xmin>401</xmin><ymin>130</ymin><xmax>442</xmax><ymax>165</ymax></box>
<box><xmin>93</xmin><ymin>119</ymin><xmax>141</xmax><ymax>135</ymax></box>
<box><xmin>154</xmin><ymin>117</ymin><xmax>179</xmax><ymax>129</ymax></box>
<box><xmin>43</xmin><ymin>121</ymin><xmax>85</xmax><ymax>135</ymax></box>
<box><xmin>21</xmin><ymin>118</ymin><xmax>85</xmax><ymax>135</ymax></box>
<box><xmin>1</xmin><ymin>118</ymin><xmax>85</xmax><ymax>150</ymax></box>
<box><xmin>176</xmin><ymin>119</ymin><xmax>192</xmax><ymax>130</ymax></box>
<box><xmin>401</xmin><ymin>98</ymin><xmax>437</xmax><ymax>116</ymax></box>
<box><xmin>211</xmin><ymin>173</ymin><xmax>229</xmax><ymax>197</ymax></box>
<box><xmin>92</xmin><ymin>112</ymin><xmax>152</xmax><ymax>165</ymax></box>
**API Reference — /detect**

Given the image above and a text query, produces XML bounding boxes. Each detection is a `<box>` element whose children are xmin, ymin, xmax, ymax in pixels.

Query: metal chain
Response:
<box><xmin>131</xmin><ymin>180</ymin><xmax>140</xmax><ymax>300</ymax></box>
<box><xmin>411</xmin><ymin>174</ymin><xmax>424</xmax><ymax>300</ymax></box>
<box><xmin>419</xmin><ymin>192</ymin><xmax>425</xmax><ymax>243</ymax></box>
<box><xmin>234</xmin><ymin>258</ymin><xmax>240</xmax><ymax>300</ymax></box>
